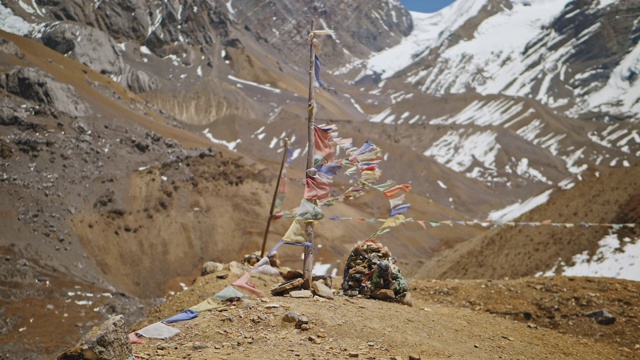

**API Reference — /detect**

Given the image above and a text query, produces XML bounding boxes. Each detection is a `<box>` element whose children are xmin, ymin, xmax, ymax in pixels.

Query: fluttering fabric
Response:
<box><xmin>295</xmin><ymin>199</ymin><xmax>324</xmax><ymax>221</ymax></box>
<box><xmin>389</xmin><ymin>204</ymin><xmax>411</xmax><ymax>217</ymax></box>
<box><xmin>213</xmin><ymin>285</ymin><xmax>249</xmax><ymax>301</ymax></box>
<box><xmin>389</xmin><ymin>194</ymin><xmax>406</xmax><ymax>208</ymax></box>
<box><xmin>381</xmin><ymin>215</ymin><xmax>406</xmax><ymax>229</ymax></box>
<box><xmin>383</xmin><ymin>184</ymin><xmax>413</xmax><ymax>198</ymax></box>
<box><xmin>232</xmin><ymin>272</ymin><xmax>266</xmax><ymax>297</ymax></box>
<box><xmin>304</xmin><ymin>177</ymin><xmax>331</xmax><ymax>200</ymax></box>
<box><xmin>162</xmin><ymin>309</ymin><xmax>199</xmax><ymax>324</ymax></box>
<box><xmin>136</xmin><ymin>322</ymin><xmax>180</xmax><ymax>339</ymax></box>
<box><xmin>313</xmin><ymin>125</ymin><xmax>335</xmax><ymax>161</ymax></box>
<box><xmin>283</xmin><ymin>220</ymin><xmax>308</xmax><ymax>243</ymax></box>
<box><xmin>190</xmin><ymin>298</ymin><xmax>225</xmax><ymax>312</ymax></box>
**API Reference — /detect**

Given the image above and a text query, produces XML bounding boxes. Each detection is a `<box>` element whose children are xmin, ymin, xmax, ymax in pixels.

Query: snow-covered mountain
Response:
<box><xmin>2</xmin><ymin>0</ymin><xmax>639</xmax><ymax>215</ymax></box>
<box><xmin>332</xmin><ymin>0</ymin><xmax>640</xmax><ymax>210</ymax></box>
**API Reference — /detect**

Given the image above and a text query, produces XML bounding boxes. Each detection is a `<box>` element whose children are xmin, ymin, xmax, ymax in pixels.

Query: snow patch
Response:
<box><xmin>0</xmin><ymin>3</ymin><xmax>33</xmax><ymax>35</ymax></box>
<box><xmin>202</xmin><ymin>128</ymin><xmax>241</xmax><ymax>151</ymax></box>
<box><xmin>540</xmin><ymin>235</ymin><xmax>640</xmax><ymax>281</ymax></box>
<box><xmin>488</xmin><ymin>189</ymin><xmax>553</xmax><ymax>222</ymax></box>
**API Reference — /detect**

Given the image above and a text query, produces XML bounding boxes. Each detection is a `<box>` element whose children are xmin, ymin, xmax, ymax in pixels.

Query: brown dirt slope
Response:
<box><xmin>127</xmin><ymin>271</ymin><xmax>639</xmax><ymax>359</ymax></box>
<box><xmin>415</xmin><ymin>164</ymin><xmax>640</xmax><ymax>280</ymax></box>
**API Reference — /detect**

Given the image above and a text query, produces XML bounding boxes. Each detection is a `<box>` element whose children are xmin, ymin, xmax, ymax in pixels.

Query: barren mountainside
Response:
<box><xmin>0</xmin><ymin>0</ymin><xmax>639</xmax><ymax>358</ymax></box>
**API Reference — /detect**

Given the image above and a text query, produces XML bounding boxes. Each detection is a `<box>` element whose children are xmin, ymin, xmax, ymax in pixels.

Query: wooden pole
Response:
<box><xmin>303</xmin><ymin>19</ymin><xmax>316</xmax><ymax>289</ymax></box>
<box><xmin>260</xmin><ymin>138</ymin><xmax>290</xmax><ymax>258</ymax></box>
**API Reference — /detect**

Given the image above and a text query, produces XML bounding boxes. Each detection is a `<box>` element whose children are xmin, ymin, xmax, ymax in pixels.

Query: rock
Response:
<box><xmin>312</xmin><ymin>280</ymin><xmax>334</xmax><ymax>300</ymax></box>
<box><xmin>0</xmin><ymin>103</ymin><xmax>27</xmax><ymax>126</ymax></box>
<box><xmin>227</xmin><ymin>261</ymin><xmax>247</xmax><ymax>275</ymax></box>
<box><xmin>41</xmin><ymin>22</ymin><xmax>124</xmax><ymax>78</ymax></box>
<box><xmin>370</xmin><ymin>289</ymin><xmax>395</xmax><ymax>300</ymax></box>
<box><xmin>295</xmin><ymin>316</ymin><xmax>309</xmax><ymax>329</ymax></box>
<box><xmin>282</xmin><ymin>269</ymin><xmax>303</xmax><ymax>281</ymax></box>
<box><xmin>586</xmin><ymin>309</ymin><xmax>616</xmax><ymax>325</ymax></box>
<box><xmin>5</xmin><ymin>67</ymin><xmax>90</xmax><ymax>117</ymax></box>
<box><xmin>409</xmin><ymin>355</ymin><xmax>421</xmax><ymax>360</ymax></box>
<box><xmin>0</xmin><ymin>37</ymin><xmax>25</xmax><ymax>59</ymax></box>
<box><xmin>398</xmin><ymin>292</ymin><xmax>413</xmax><ymax>306</ymax></box>
<box><xmin>290</xmin><ymin>290</ymin><xmax>314</xmax><ymax>298</ymax></box>
<box><xmin>282</xmin><ymin>312</ymin><xmax>300</xmax><ymax>324</ymax></box>
<box><xmin>216</xmin><ymin>273</ymin><xmax>229</xmax><ymax>280</ymax></box>
<box><xmin>123</xmin><ymin>67</ymin><xmax>158</xmax><ymax>93</ymax></box>
<box><xmin>348</xmin><ymin>352</ymin><xmax>360</xmax><ymax>358</ymax></box>
<box><xmin>201</xmin><ymin>261</ymin><xmax>224</xmax><ymax>276</ymax></box>
<box><xmin>271</xmin><ymin>278</ymin><xmax>303</xmax><ymax>295</ymax></box>
<box><xmin>312</xmin><ymin>275</ymin><xmax>332</xmax><ymax>288</ymax></box>
<box><xmin>71</xmin><ymin>315</ymin><xmax>132</xmax><ymax>360</ymax></box>
<box><xmin>307</xmin><ymin>335</ymin><xmax>320</xmax><ymax>343</ymax></box>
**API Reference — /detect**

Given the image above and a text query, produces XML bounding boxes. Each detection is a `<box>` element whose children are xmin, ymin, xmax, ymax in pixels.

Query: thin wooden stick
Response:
<box><xmin>260</xmin><ymin>138</ymin><xmax>290</xmax><ymax>258</ymax></box>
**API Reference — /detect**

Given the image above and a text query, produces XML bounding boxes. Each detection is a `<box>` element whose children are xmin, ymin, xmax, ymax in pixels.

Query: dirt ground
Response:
<box><xmin>127</xmin><ymin>269</ymin><xmax>640</xmax><ymax>360</ymax></box>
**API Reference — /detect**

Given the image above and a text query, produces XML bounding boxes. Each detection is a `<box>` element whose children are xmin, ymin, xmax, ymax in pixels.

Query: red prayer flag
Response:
<box><xmin>304</xmin><ymin>177</ymin><xmax>331</xmax><ymax>200</ymax></box>
<box><xmin>383</xmin><ymin>184</ymin><xmax>412</xmax><ymax>198</ymax></box>
<box><xmin>313</xmin><ymin>126</ymin><xmax>335</xmax><ymax>160</ymax></box>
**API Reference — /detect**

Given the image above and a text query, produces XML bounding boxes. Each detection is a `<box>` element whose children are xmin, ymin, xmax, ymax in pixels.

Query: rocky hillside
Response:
<box><xmin>1</xmin><ymin>0</ymin><xmax>640</xmax><ymax>358</ymax></box>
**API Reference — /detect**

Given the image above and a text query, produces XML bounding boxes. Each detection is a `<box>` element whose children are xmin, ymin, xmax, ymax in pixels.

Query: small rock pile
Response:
<box><xmin>342</xmin><ymin>239</ymin><xmax>411</xmax><ymax>305</ymax></box>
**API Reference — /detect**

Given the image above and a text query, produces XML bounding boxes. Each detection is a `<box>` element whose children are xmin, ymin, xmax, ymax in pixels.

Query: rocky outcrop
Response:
<box><xmin>57</xmin><ymin>315</ymin><xmax>132</xmax><ymax>360</ymax></box>
<box><xmin>2</xmin><ymin>67</ymin><xmax>90</xmax><ymax>117</ymax></box>
<box><xmin>41</xmin><ymin>22</ymin><xmax>125</xmax><ymax>77</ymax></box>
<box><xmin>230</xmin><ymin>0</ymin><xmax>413</xmax><ymax>66</ymax></box>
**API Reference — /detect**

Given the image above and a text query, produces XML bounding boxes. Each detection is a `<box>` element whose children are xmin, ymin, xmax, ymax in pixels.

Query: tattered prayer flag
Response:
<box><xmin>315</xmin><ymin>172</ymin><xmax>333</xmax><ymax>184</ymax></box>
<box><xmin>359</xmin><ymin>164</ymin><xmax>378</xmax><ymax>172</ymax></box>
<box><xmin>314</xmin><ymin>55</ymin><xmax>326</xmax><ymax>89</ymax></box>
<box><xmin>304</xmin><ymin>177</ymin><xmax>331</xmax><ymax>200</ymax></box>
<box><xmin>274</xmin><ymin>193</ymin><xmax>286</xmax><ymax>212</ymax></box>
<box><xmin>283</xmin><ymin>220</ymin><xmax>307</xmax><ymax>243</ymax></box>
<box><xmin>295</xmin><ymin>199</ymin><xmax>324</xmax><ymax>221</ymax></box>
<box><xmin>383</xmin><ymin>184</ymin><xmax>412</xmax><ymax>198</ymax></box>
<box><xmin>317</xmin><ymin>162</ymin><xmax>342</xmax><ymax>176</ymax></box>
<box><xmin>381</xmin><ymin>214</ymin><xmax>406</xmax><ymax>229</ymax></box>
<box><xmin>355</xmin><ymin>151</ymin><xmax>382</xmax><ymax>163</ymax></box>
<box><xmin>314</xmin><ymin>126</ymin><xmax>335</xmax><ymax>160</ymax></box>
<box><xmin>336</xmin><ymin>138</ymin><xmax>353</xmax><ymax>147</ymax></box>
<box><xmin>372</xmin><ymin>180</ymin><xmax>396</xmax><ymax>192</ymax></box>
<box><xmin>417</xmin><ymin>220</ymin><xmax>427</xmax><ymax>230</ymax></box>
<box><xmin>329</xmin><ymin>216</ymin><xmax>340</xmax><ymax>221</ymax></box>
<box><xmin>429</xmin><ymin>221</ymin><xmax>440</xmax><ymax>227</ymax></box>
<box><xmin>390</xmin><ymin>204</ymin><xmax>411</xmax><ymax>217</ymax></box>
<box><xmin>317</xmin><ymin>123</ymin><xmax>338</xmax><ymax>132</ymax></box>
<box><xmin>278</xmin><ymin>177</ymin><xmax>287</xmax><ymax>194</ymax></box>
<box><xmin>389</xmin><ymin>194</ymin><xmax>406</xmax><ymax>208</ymax></box>
<box><xmin>355</xmin><ymin>141</ymin><xmax>375</xmax><ymax>155</ymax></box>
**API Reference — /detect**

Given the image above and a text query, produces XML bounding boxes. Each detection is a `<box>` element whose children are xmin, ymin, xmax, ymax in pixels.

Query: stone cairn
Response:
<box><xmin>341</xmin><ymin>239</ymin><xmax>411</xmax><ymax>305</ymax></box>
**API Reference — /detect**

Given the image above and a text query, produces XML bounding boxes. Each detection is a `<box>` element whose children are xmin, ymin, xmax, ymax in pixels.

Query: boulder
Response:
<box><xmin>201</xmin><ymin>261</ymin><xmax>224</xmax><ymax>276</ymax></box>
<box><xmin>5</xmin><ymin>67</ymin><xmax>90</xmax><ymax>117</ymax></box>
<box><xmin>57</xmin><ymin>315</ymin><xmax>132</xmax><ymax>360</ymax></box>
<box><xmin>312</xmin><ymin>280</ymin><xmax>334</xmax><ymax>300</ymax></box>
<box><xmin>41</xmin><ymin>22</ymin><xmax>124</xmax><ymax>77</ymax></box>
<box><xmin>586</xmin><ymin>309</ymin><xmax>616</xmax><ymax>325</ymax></box>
